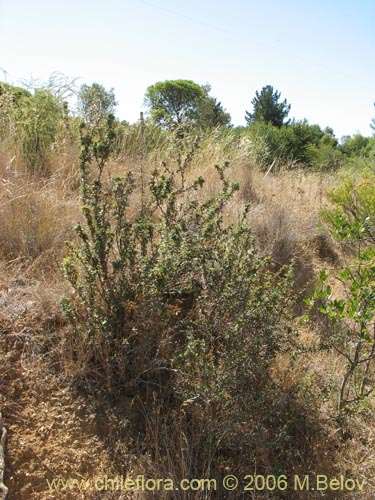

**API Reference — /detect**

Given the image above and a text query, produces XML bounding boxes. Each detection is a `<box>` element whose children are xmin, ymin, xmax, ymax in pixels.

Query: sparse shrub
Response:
<box><xmin>306</xmin><ymin>166</ymin><xmax>375</xmax><ymax>411</ymax></box>
<box><xmin>61</xmin><ymin>114</ymin><xmax>300</xmax><ymax>487</ymax></box>
<box><xmin>0</xmin><ymin>83</ymin><xmax>18</xmax><ymax>146</ymax></box>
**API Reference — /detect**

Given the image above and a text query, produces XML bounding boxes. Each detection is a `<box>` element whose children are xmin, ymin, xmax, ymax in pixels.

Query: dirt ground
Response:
<box><xmin>0</xmin><ymin>277</ymin><xmax>140</xmax><ymax>500</ymax></box>
<box><xmin>2</xmin><ymin>274</ymin><xmax>375</xmax><ymax>500</ymax></box>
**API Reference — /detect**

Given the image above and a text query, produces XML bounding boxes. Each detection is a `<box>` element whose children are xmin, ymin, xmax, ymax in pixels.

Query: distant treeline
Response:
<box><xmin>1</xmin><ymin>77</ymin><xmax>374</xmax><ymax>173</ymax></box>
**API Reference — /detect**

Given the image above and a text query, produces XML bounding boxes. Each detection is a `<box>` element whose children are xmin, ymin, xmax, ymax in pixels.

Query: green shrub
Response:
<box><xmin>17</xmin><ymin>88</ymin><xmax>64</xmax><ymax>173</ymax></box>
<box><xmin>339</xmin><ymin>133</ymin><xmax>371</xmax><ymax>157</ymax></box>
<box><xmin>246</xmin><ymin>120</ymin><xmax>327</xmax><ymax>168</ymax></box>
<box><xmin>306</xmin><ymin>166</ymin><xmax>375</xmax><ymax>411</ymax></box>
<box><xmin>323</xmin><ymin>168</ymin><xmax>375</xmax><ymax>240</ymax></box>
<box><xmin>310</xmin><ymin>143</ymin><xmax>344</xmax><ymax>171</ymax></box>
<box><xmin>60</xmin><ymin>115</ymin><xmax>301</xmax><ymax>486</ymax></box>
<box><xmin>62</xmin><ymin>116</ymin><xmax>297</xmax><ymax>406</ymax></box>
<box><xmin>0</xmin><ymin>78</ymin><xmax>73</xmax><ymax>175</ymax></box>
<box><xmin>245</xmin><ymin>120</ymin><xmax>345</xmax><ymax>170</ymax></box>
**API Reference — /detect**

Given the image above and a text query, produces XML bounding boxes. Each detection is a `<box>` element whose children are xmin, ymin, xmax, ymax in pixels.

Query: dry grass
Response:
<box><xmin>1</xmin><ymin>126</ymin><xmax>334</xmax><ymax>277</ymax></box>
<box><xmin>1</xmin><ymin>128</ymin><xmax>375</xmax><ymax>499</ymax></box>
<box><xmin>0</xmin><ymin>150</ymin><xmax>80</xmax><ymax>280</ymax></box>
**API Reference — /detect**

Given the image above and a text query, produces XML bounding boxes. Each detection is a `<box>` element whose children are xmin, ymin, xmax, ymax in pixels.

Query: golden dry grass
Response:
<box><xmin>1</xmin><ymin>128</ymin><xmax>375</xmax><ymax>499</ymax></box>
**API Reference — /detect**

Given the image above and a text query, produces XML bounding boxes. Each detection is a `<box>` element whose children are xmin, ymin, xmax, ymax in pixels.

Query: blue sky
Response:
<box><xmin>0</xmin><ymin>0</ymin><xmax>374</xmax><ymax>138</ymax></box>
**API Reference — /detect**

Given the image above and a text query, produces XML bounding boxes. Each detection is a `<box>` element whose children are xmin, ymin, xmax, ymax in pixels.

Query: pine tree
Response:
<box><xmin>196</xmin><ymin>96</ymin><xmax>231</xmax><ymax>129</ymax></box>
<box><xmin>245</xmin><ymin>85</ymin><xmax>291</xmax><ymax>128</ymax></box>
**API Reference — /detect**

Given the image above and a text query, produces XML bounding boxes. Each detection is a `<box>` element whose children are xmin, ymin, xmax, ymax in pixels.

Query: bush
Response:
<box><xmin>245</xmin><ymin>120</ymin><xmax>343</xmax><ymax>170</ymax></box>
<box><xmin>306</xmin><ymin>166</ymin><xmax>375</xmax><ymax>411</ymax></box>
<box><xmin>60</xmin><ymin>115</ymin><xmax>301</xmax><ymax>487</ymax></box>
<box><xmin>310</xmin><ymin>143</ymin><xmax>344</xmax><ymax>171</ymax></box>
<box><xmin>339</xmin><ymin>133</ymin><xmax>372</xmax><ymax>157</ymax></box>
<box><xmin>17</xmin><ymin>89</ymin><xmax>65</xmax><ymax>174</ymax></box>
<box><xmin>0</xmin><ymin>78</ymin><xmax>72</xmax><ymax>175</ymax></box>
<box><xmin>61</xmin><ymin>116</ymin><xmax>297</xmax><ymax>403</ymax></box>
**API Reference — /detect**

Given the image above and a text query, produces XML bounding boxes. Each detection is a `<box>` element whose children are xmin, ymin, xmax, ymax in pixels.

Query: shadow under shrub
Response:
<box><xmin>138</xmin><ymin>373</ymin><xmax>340</xmax><ymax>499</ymax></box>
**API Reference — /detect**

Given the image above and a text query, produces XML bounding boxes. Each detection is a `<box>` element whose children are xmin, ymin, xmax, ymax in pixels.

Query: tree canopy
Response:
<box><xmin>144</xmin><ymin>80</ymin><xmax>205</xmax><ymax>128</ymax></box>
<box><xmin>245</xmin><ymin>85</ymin><xmax>291</xmax><ymax>128</ymax></box>
<box><xmin>144</xmin><ymin>79</ymin><xmax>231</xmax><ymax>130</ymax></box>
<box><xmin>78</xmin><ymin>83</ymin><xmax>117</xmax><ymax>126</ymax></box>
<box><xmin>0</xmin><ymin>82</ymin><xmax>32</xmax><ymax>103</ymax></box>
<box><xmin>196</xmin><ymin>95</ymin><xmax>231</xmax><ymax>129</ymax></box>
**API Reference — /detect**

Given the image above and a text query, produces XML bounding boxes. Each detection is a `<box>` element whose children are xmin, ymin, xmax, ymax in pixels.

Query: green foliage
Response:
<box><xmin>18</xmin><ymin>89</ymin><xmax>64</xmax><ymax>173</ymax></box>
<box><xmin>365</xmin><ymin>136</ymin><xmax>375</xmax><ymax>157</ymax></box>
<box><xmin>0</xmin><ymin>77</ymin><xmax>74</xmax><ymax>174</ymax></box>
<box><xmin>144</xmin><ymin>79</ymin><xmax>206</xmax><ymax>129</ymax></box>
<box><xmin>339</xmin><ymin>133</ymin><xmax>371</xmax><ymax>157</ymax></box>
<box><xmin>62</xmin><ymin>116</ymin><xmax>296</xmax><ymax>405</ymax></box>
<box><xmin>245</xmin><ymin>119</ymin><xmax>341</xmax><ymax>168</ymax></box>
<box><xmin>144</xmin><ymin>79</ymin><xmax>231</xmax><ymax>132</ymax></box>
<box><xmin>311</xmin><ymin>143</ymin><xmax>344</xmax><ymax>171</ymax></box>
<box><xmin>245</xmin><ymin>85</ymin><xmax>291</xmax><ymax>128</ymax></box>
<box><xmin>321</xmin><ymin>127</ymin><xmax>338</xmax><ymax>147</ymax></box>
<box><xmin>10</xmin><ymin>88</ymin><xmax>64</xmax><ymax>173</ymax></box>
<box><xmin>0</xmin><ymin>83</ymin><xmax>17</xmax><ymax>143</ymax></box>
<box><xmin>243</xmin><ymin>88</ymin><xmax>345</xmax><ymax>170</ymax></box>
<box><xmin>195</xmin><ymin>92</ymin><xmax>231</xmax><ymax>129</ymax></box>
<box><xmin>323</xmin><ymin>169</ymin><xmax>375</xmax><ymax>239</ymax></box>
<box><xmin>78</xmin><ymin>82</ymin><xmax>117</xmax><ymax>126</ymax></box>
<box><xmin>0</xmin><ymin>81</ymin><xmax>31</xmax><ymax>102</ymax></box>
<box><xmin>306</xmin><ymin>167</ymin><xmax>375</xmax><ymax>411</ymax></box>
<box><xmin>344</xmin><ymin>130</ymin><xmax>375</xmax><ymax>161</ymax></box>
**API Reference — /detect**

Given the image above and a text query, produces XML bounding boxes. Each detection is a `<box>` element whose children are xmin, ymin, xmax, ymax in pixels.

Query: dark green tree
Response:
<box><xmin>245</xmin><ymin>85</ymin><xmax>291</xmax><ymax>128</ymax></box>
<box><xmin>196</xmin><ymin>95</ymin><xmax>231</xmax><ymax>129</ymax></box>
